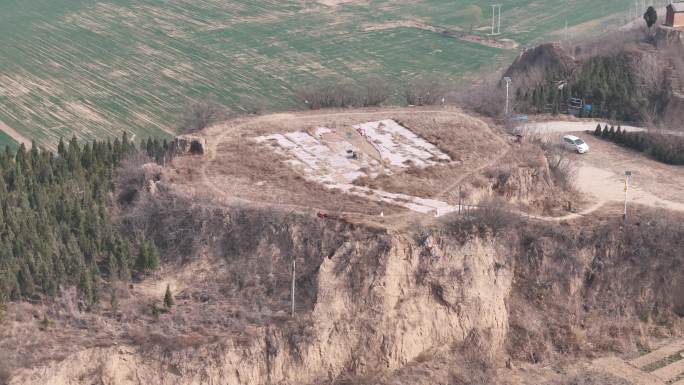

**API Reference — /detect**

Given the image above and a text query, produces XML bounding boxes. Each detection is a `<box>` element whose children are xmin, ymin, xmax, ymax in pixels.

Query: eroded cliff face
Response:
<box><xmin>8</xmin><ymin>204</ymin><xmax>684</xmax><ymax>385</ymax></box>
<box><xmin>8</xmin><ymin>209</ymin><xmax>513</xmax><ymax>385</ymax></box>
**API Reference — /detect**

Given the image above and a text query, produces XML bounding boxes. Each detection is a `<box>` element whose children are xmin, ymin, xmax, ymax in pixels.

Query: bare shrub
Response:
<box><xmin>113</xmin><ymin>151</ymin><xmax>153</xmax><ymax>206</ymax></box>
<box><xmin>667</xmin><ymin>45</ymin><xmax>684</xmax><ymax>89</ymax></box>
<box><xmin>296</xmin><ymin>80</ymin><xmax>358</xmax><ymax>110</ymax></box>
<box><xmin>459</xmin><ymin>82</ymin><xmax>507</xmax><ymax>118</ymax></box>
<box><xmin>237</xmin><ymin>96</ymin><xmax>267</xmax><ymax>115</ymax></box>
<box><xmin>571</xmin><ymin>25</ymin><xmax>644</xmax><ymax>59</ymax></box>
<box><xmin>116</xmin><ymin>190</ymin><xmax>213</xmax><ymax>262</ymax></box>
<box><xmin>448</xmin><ymin>330</ymin><xmax>495</xmax><ymax>385</ymax></box>
<box><xmin>508</xmin><ymin>209</ymin><xmax>684</xmax><ymax>363</ymax></box>
<box><xmin>0</xmin><ymin>361</ymin><xmax>10</xmax><ymax>385</ymax></box>
<box><xmin>529</xmin><ymin>135</ymin><xmax>577</xmax><ymax>191</ymax></box>
<box><xmin>445</xmin><ymin>196</ymin><xmax>519</xmax><ymax>240</ymax></box>
<box><xmin>631</xmin><ymin>53</ymin><xmax>667</xmax><ymax>91</ymax></box>
<box><xmin>358</xmin><ymin>76</ymin><xmax>391</xmax><ymax>107</ymax></box>
<box><xmin>404</xmin><ymin>77</ymin><xmax>448</xmax><ymax>106</ymax></box>
<box><xmin>177</xmin><ymin>98</ymin><xmax>228</xmax><ymax>133</ymax></box>
<box><xmin>472</xmin><ymin>196</ymin><xmax>519</xmax><ymax>234</ymax></box>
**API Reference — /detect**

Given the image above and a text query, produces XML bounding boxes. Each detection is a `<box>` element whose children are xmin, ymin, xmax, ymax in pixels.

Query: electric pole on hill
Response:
<box><xmin>564</xmin><ymin>0</ymin><xmax>569</xmax><ymax>45</ymax></box>
<box><xmin>491</xmin><ymin>4</ymin><xmax>502</xmax><ymax>35</ymax></box>
<box><xmin>291</xmin><ymin>258</ymin><xmax>296</xmax><ymax>317</ymax></box>
<box><xmin>497</xmin><ymin>4</ymin><xmax>501</xmax><ymax>35</ymax></box>
<box><xmin>503</xmin><ymin>77</ymin><xmax>512</xmax><ymax>116</ymax></box>
<box><xmin>624</xmin><ymin>171</ymin><xmax>632</xmax><ymax>222</ymax></box>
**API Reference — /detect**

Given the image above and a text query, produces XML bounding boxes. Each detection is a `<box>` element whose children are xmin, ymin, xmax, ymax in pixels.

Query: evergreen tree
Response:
<box><xmin>594</xmin><ymin>124</ymin><xmax>602</xmax><ymax>136</ymax></box>
<box><xmin>644</xmin><ymin>6</ymin><xmax>657</xmax><ymax>31</ymax></box>
<box><xmin>0</xmin><ymin>133</ymin><xmax>159</xmax><ymax>308</ymax></box>
<box><xmin>40</xmin><ymin>313</ymin><xmax>50</xmax><ymax>330</ymax></box>
<box><xmin>163</xmin><ymin>284</ymin><xmax>173</xmax><ymax>308</ymax></box>
<box><xmin>615</xmin><ymin>126</ymin><xmax>623</xmax><ymax>143</ymax></box>
<box><xmin>136</xmin><ymin>238</ymin><xmax>160</xmax><ymax>273</ymax></box>
<box><xmin>151</xmin><ymin>302</ymin><xmax>160</xmax><ymax>320</ymax></box>
<box><xmin>110</xmin><ymin>288</ymin><xmax>118</xmax><ymax>312</ymax></box>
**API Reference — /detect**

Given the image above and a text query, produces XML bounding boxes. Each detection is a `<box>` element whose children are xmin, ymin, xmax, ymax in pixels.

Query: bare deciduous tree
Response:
<box><xmin>238</xmin><ymin>96</ymin><xmax>267</xmax><ymax>115</ymax></box>
<box><xmin>463</xmin><ymin>4</ymin><xmax>483</xmax><ymax>33</ymax></box>
<box><xmin>404</xmin><ymin>77</ymin><xmax>448</xmax><ymax>106</ymax></box>
<box><xmin>359</xmin><ymin>76</ymin><xmax>391</xmax><ymax>107</ymax></box>
<box><xmin>113</xmin><ymin>151</ymin><xmax>153</xmax><ymax>206</ymax></box>
<box><xmin>529</xmin><ymin>135</ymin><xmax>577</xmax><ymax>190</ymax></box>
<box><xmin>631</xmin><ymin>54</ymin><xmax>666</xmax><ymax>91</ymax></box>
<box><xmin>296</xmin><ymin>77</ymin><xmax>391</xmax><ymax>109</ymax></box>
<box><xmin>177</xmin><ymin>99</ymin><xmax>228</xmax><ymax>133</ymax></box>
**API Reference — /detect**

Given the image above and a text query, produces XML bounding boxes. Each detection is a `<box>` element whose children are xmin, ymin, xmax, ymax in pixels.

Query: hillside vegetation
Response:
<box><xmin>497</xmin><ymin>25</ymin><xmax>684</xmax><ymax>125</ymax></box>
<box><xmin>0</xmin><ymin>135</ymin><xmax>161</xmax><ymax>307</ymax></box>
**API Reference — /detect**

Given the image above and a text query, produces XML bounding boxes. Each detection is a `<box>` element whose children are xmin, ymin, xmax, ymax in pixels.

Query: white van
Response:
<box><xmin>562</xmin><ymin>135</ymin><xmax>589</xmax><ymax>154</ymax></box>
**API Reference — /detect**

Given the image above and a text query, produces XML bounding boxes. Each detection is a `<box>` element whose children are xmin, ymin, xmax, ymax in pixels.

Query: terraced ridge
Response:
<box><xmin>595</xmin><ymin>340</ymin><xmax>684</xmax><ymax>385</ymax></box>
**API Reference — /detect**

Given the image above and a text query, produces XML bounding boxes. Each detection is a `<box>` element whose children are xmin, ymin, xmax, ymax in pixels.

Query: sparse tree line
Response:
<box><xmin>0</xmin><ymin>134</ymin><xmax>170</xmax><ymax>308</ymax></box>
<box><xmin>593</xmin><ymin>124</ymin><xmax>684</xmax><ymax>165</ymax></box>
<box><xmin>296</xmin><ymin>76</ymin><xmax>451</xmax><ymax>110</ymax></box>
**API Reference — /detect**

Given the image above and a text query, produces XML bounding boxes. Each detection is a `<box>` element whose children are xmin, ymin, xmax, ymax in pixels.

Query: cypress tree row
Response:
<box><xmin>592</xmin><ymin>126</ymin><xmax>684</xmax><ymax>165</ymax></box>
<box><xmin>0</xmin><ymin>134</ymin><xmax>159</xmax><ymax>307</ymax></box>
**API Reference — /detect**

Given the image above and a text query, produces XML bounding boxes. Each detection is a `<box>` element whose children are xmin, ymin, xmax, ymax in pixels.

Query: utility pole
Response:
<box><xmin>564</xmin><ymin>0</ymin><xmax>569</xmax><ymax>45</ymax></box>
<box><xmin>498</xmin><ymin>4</ymin><xmax>502</xmax><ymax>34</ymax></box>
<box><xmin>491</xmin><ymin>4</ymin><xmax>502</xmax><ymax>35</ymax></box>
<box><xmin>503</xmin><ymin>77</ymin><xmax>512</xmax><ymax>116</ymax></box>
<box><xmin>290</xmin><ymin>258</ymin><xmax>296</xmax><ymax>317</ymax></box>
<box><xmin>624</xmin><ymin>171</ymin><xmax>632</xmax><ymax>222</ymax></box>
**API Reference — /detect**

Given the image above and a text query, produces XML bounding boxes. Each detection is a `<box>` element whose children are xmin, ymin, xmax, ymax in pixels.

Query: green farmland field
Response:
<box><xmin>0</xmin><ymin>130</ymin><xmax>18</xmax><ymax>151</ymax></box>
<box><xmin>0</xmin><ymin>0</ymin><xmax>633</xmax><ymax>146</ymax></box>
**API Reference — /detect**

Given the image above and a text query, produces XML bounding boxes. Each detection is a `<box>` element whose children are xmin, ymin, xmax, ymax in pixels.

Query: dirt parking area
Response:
<box><xmin>575</xmin><ymin>135</ymin><xmax>684</xmax><ymax>213</ymax></box>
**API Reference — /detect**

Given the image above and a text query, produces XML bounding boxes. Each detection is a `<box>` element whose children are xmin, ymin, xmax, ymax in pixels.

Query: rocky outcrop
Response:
<box><xmin>172</xmin><ymin>135</ymin><xmax>207</xmax><ymax>155</ymax></box>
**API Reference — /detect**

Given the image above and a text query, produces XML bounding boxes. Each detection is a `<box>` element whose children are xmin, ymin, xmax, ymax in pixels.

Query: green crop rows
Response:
<box><xmin>0</xmin><ymin>130</ymin><xmax>18</xmax><ymax>151</ymax></box>
<box><xmin>0</xmin><ymin>0</ymin><xmax>632</xmax><ymax>146</ymax></box>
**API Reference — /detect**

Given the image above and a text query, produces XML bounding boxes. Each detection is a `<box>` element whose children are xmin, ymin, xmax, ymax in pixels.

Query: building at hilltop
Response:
<box><xmin>665</xmin><ymin>1</ymin><xmax>684</xmax><ymax>28</ymax></box>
